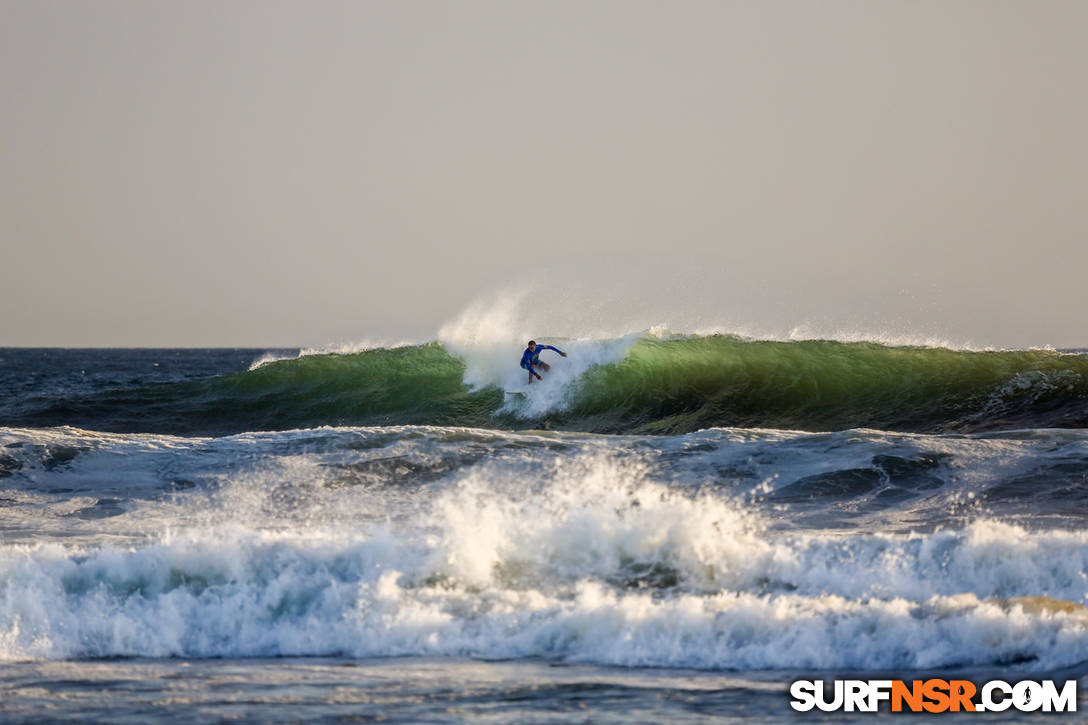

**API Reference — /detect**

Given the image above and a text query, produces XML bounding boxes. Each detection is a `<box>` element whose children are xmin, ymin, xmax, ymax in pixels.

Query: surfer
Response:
<box><xmin>520</xmin><ymin>340</ymin><xmax>566</xmax><ymax>384</ymax></box>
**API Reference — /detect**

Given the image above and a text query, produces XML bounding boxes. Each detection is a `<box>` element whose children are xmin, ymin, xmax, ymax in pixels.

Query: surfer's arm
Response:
<box><xmin>537</xmin><ymin>345</ymin><xmax>567</xmax><ymax>357</ymax></box>
<box><xmin>521</xmin><ymin>356</ymin><xmax>542</xmax><ymax>382</ymax></box>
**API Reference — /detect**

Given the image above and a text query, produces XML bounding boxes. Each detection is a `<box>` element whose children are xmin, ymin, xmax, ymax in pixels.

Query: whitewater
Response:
<box><xmin>2</xmin><ymin>324</ymin><xmax>1088</xmax><ymax>721</ymax></box>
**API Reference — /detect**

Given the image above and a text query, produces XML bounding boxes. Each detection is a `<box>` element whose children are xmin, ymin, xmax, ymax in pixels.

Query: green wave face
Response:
<box><xmin>562</xmin><ymin>336</ymin><xmax>1088</xmax><ymax>433</ymax></box>
<box><xmin>196</xmin><ymin>343</ymin><xmax>505</xmax><ymax>430</ymax></box>
<box><xmin>14</xmin><ymin>336</ymin><xmax>1088</xmax><ymax>435</ymax></box>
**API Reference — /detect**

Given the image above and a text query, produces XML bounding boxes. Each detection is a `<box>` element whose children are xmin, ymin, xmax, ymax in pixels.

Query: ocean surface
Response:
<box><xmin>3</xmin><ymin>336</ymin><xmax>1088</xmax><ymax>722</ymax></box>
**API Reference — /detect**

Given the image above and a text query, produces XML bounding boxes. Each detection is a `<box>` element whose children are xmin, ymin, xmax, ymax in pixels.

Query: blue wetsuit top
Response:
<box><xmin>520</xmin><ymin>344</ymin><xmax>563</xmax><ymax>373</ymax></box>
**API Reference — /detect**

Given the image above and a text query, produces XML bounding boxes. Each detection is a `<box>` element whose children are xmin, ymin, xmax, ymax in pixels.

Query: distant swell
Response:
<box><xmin>6</xmin><ymin>336</ymin><xmax>1088</xmax><ymax>435</ymax></box>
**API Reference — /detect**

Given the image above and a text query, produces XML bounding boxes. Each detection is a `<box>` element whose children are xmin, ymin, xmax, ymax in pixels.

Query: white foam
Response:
<box><xmin>4</xmin><ymin>442</ymin><xmax>1088</xmax><ymax>668</ymax></box>
<box><xmin>437</xmin><ymin>290</ymin><xmax>640</xmax><ymax>417</ymax></box>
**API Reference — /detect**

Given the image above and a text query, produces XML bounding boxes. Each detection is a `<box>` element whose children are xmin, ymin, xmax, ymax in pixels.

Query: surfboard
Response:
<box><xmin>504</xmin><ymin>387</ymin><xmax>530</xmax><ymax>397</ymax></box>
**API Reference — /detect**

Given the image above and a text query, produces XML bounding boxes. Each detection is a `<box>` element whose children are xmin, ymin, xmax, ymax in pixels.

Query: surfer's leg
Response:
<box><xmin>538</xmin><ymin>361</ymin><xmax>551</xmax><ymax>372</ymax></box>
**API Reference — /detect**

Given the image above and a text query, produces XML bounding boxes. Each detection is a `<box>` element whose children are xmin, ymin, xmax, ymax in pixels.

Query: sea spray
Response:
<box><xmin>4</xmin><ymin>426</ymin><xmax>1088</xmax><ymax>668</ymax></box>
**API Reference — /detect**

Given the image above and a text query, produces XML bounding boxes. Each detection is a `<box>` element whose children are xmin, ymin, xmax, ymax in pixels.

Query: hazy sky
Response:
<box><xmin>3</xmin><ymin>0</ymin><xmax>1086</xmax><ymax>347</ymax></box>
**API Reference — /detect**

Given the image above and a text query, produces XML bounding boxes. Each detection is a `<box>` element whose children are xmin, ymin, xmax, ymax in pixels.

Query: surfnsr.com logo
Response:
<box><xmin>790</xmin><ymin>679</ymin><xmax>1077</xmax><ymax>713</ymax></box>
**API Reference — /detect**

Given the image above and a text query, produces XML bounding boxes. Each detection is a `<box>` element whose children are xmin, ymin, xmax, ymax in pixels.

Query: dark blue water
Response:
<box><xmin>0</xmin><ymin>348</ymin><xmax>288</xmax><ymax>423</ymax></box>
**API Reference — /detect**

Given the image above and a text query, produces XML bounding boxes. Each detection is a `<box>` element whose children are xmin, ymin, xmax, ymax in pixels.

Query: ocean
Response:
<box><xmin>2</xmin><ymin>336</ymin><xmax>1088</xmax><ymax>722</ymax></box>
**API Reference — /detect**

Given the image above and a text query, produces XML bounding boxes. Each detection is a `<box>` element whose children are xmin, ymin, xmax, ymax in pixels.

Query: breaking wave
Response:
<box><xmin>6</xmin><ymin>334</ymin><xmax>1087</xmax><ymax>436</ymax></box>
